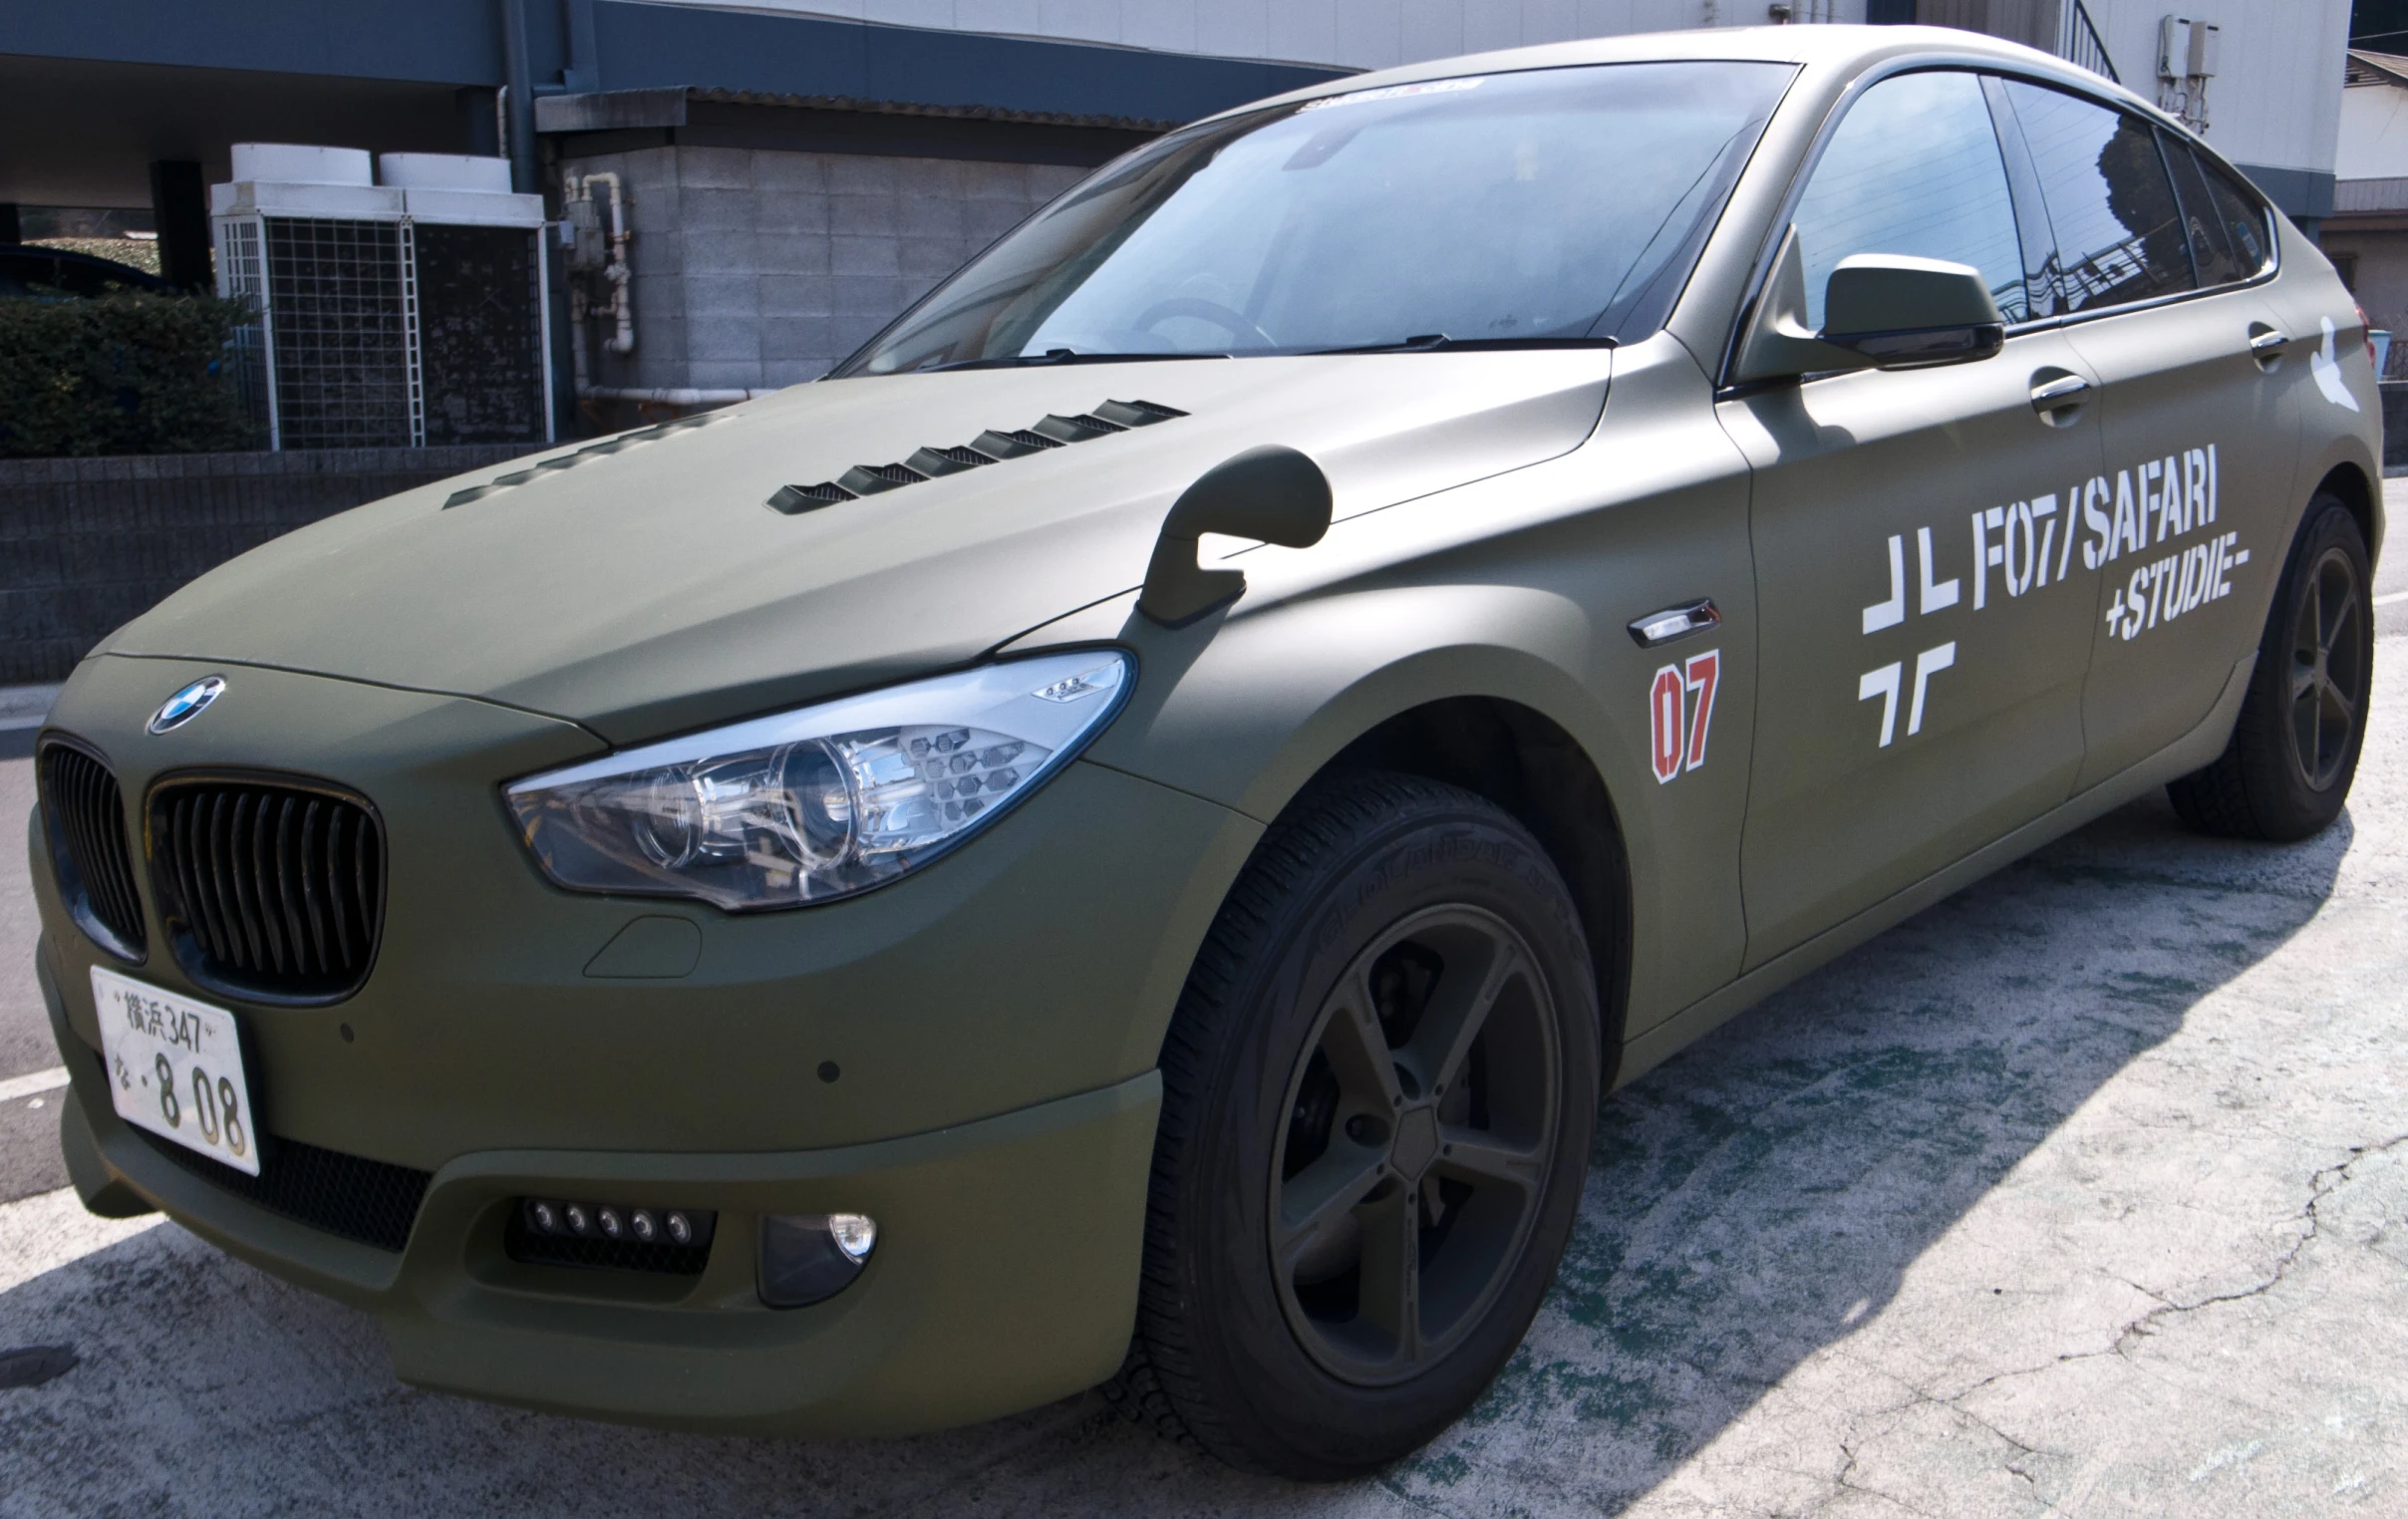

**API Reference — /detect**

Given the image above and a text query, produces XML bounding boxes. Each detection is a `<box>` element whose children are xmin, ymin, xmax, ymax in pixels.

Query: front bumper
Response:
<box><xmin>51</xmin><ymin>952</ymin><xmax>1159</xmax><ymax>1434</ymax></box>
<box><xmin>34</xmin><ymin>654</ymin><xmax>1261</xmax><ymax>1433</ymax></box>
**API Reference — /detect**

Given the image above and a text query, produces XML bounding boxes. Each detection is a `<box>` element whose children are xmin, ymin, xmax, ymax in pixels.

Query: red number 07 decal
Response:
<box><xmin>1650</xmin><ymin>649</ymin><xmax>1720</xmax><ymax>784</ymax></box>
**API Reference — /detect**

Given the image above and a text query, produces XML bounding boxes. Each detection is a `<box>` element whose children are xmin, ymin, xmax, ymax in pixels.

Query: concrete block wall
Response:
<box><xmin>563</xmin><ymin>145</ymin><xmax>1087</xmax><ymax>392</ymax></box>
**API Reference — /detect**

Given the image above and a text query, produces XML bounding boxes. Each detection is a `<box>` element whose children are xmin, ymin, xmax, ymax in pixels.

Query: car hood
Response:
<box><xmin>101</xmin><ymin>351</ymin><xmax>1612</xmax><ymax>744</ymax></box>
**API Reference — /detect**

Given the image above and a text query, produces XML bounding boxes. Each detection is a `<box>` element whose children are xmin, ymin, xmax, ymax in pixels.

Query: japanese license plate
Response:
<box><xmin>92</xmin><ymin>967</ymin><xmax>261</xmax><ymax>1176</ymax></box>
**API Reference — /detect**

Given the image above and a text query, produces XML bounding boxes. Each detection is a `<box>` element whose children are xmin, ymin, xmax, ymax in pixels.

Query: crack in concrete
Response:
<box><xmin>1794</xmin><ymin>1133</ymin><xmax>2408</xmax><ymax>1516</ymax></box>
<box><xmin>2099</xmin><ymin>1132</ymin><xmax>2408</xmax><ymax>1359</ymax></box>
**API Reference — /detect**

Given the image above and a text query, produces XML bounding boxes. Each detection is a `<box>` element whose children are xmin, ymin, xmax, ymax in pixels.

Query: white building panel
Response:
<box><xmin>639</xmin><ymin>1</ymin><xmax>2341</xmax><ymax>195</ymax></box>
<box><xmin>2074</xmin><ymin>0</ymin><xmax>2347</xmax><ymax>177</ymax></box>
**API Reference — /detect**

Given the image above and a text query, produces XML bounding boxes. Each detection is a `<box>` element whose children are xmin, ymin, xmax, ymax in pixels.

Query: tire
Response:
<box><xmin>2169</xmin><ymin>495</ymin><xmax>2374</xmax><ymax>842</ymax></box>
<box><xmin>1108</xmin><ymin>770</ymin><xmax>1600</xmax><ymax>1479</ymax></box>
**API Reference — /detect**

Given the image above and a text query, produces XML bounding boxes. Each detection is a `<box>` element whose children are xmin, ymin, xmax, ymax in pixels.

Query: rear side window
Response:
<box><xmin>2163</xmin><ymin>135</ymin><xmax>2249</xmax><ymax>286</ymax></box>
<box><xmin>2001</xmin><ymin>81</ymin><xmax>2195</xmax><ymax>312</ymax></box>
<box><xmin>1790</xmin><ymin>70</ymin><xmax>2030</xmax><ymax>328</ymax></box>
<box><xmin>2190</xmin><ymin>146</ymin><xmax>2275</xmax><ymax>279</ymax></box>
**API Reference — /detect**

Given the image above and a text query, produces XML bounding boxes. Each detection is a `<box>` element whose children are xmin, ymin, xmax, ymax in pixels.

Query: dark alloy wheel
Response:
<box><xmin>2283</xmin><ymin>540</ymin><xmax>2366</xmax><ymax>793</ymax></box>
<box><xmin>2171</xmin><ymin>495</ymin><xmax>2374</xmax><ymax>841</ymax></box>
<box><xmin>1271</xmin><ymin>905</ymin><xmax>1562</xmax><ymax>1385</ymax></box>
<box><xmin>1108</xmin><ymin>771</ymin><xmax>1600</xmax><ymax>1479</ymax></box>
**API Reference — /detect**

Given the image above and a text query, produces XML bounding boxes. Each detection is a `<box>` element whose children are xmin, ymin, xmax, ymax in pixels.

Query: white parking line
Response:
<box><xmin>0</xmin><ymin>1067</ymin><xmax>69</xmax><ymax>1102</ymax></box>
<box><xmin>2376</xmin><ymin>589</ymin><xmax>2408</xmax><ymax>608</ymax></box>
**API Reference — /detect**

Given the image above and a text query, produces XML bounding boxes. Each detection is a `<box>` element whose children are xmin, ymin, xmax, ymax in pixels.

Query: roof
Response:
<box><xmin>1187</xmin><ymin>23</ymin><xmax>2149</xmax><ymax>131</ymax></box>
<box><xmin>2347</xmin><ymin>49</ymin><xmax>2408</xmax><ymax>89</ymax></box>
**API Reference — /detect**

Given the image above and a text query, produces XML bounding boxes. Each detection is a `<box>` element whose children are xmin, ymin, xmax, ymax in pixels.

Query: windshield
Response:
<box><xmin>836</xmin><ymin>61</ymin><xmax>1795</xmax><ymax>376</ymax></box>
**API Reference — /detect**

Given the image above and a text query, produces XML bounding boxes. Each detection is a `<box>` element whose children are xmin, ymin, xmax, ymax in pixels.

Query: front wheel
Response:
<box><xmin>1110</xmin><ymin>771</ymin><xmax>1600</xmax><ymax>1478</ymax></box>
<box><xmin>2170</xmin><ymin>495</ymin><xmax>2373</xmax><ymax>841</ymax></box>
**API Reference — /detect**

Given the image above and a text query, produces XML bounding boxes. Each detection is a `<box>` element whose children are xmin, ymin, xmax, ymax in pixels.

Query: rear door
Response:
<box><xmin>1722</xmin><ymin>69</ymin><xmax>2109</xmax><ymax>964</ymax></box>
<box><xmin>1994</xmin><ymin>81</ymin><xmax>2303</xmax><ymax>785</ymax></box>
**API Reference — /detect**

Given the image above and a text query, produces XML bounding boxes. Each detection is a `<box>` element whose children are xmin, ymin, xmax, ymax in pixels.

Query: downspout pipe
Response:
<box><xmin>499</xmin><ymin>0</ymin><xmax>540</xmax><ymax>195</ymax></box>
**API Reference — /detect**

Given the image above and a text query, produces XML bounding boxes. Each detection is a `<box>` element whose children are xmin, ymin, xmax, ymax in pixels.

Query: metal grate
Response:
<box><xmin>132</xmin><ymin>1122</ymin><xmax>430</xmax><ymax>1253</ymax></box>
<box><xmin>213</xmin><ymin>217</ymin><xmax>272</xmax><ymax>438</ymax></box>
<box><xmin>413</xmin><ymin>223</ymin><xmax>548</xmax><ymax>447</ymax></box>
<box><xmin>37</xmin><ymin>743</ymin><xmax>148</xmax><ymax>959</ymax></box>
<box><xmin>261</xmin><ymin>217</ymin><xmax>412</xmax><ymax>450</ymax></box>
<box><xmin>149</xmin><ymin>778</ymin><xmax>385</xmax><ymax>1003</ymax></box>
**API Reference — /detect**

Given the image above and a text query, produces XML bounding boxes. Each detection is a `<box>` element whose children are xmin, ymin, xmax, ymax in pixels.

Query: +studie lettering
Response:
<box><xmin>1856</xmin><ymin>443</ymin><xmax>2246</xmax><ymax>748</ymax></box>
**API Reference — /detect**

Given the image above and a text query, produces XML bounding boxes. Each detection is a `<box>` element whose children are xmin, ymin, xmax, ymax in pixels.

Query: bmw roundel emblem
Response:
<box><xmin>148</xmin><ymin>676</ymin><xmax>226</xmax><ymax>735</ymax></box>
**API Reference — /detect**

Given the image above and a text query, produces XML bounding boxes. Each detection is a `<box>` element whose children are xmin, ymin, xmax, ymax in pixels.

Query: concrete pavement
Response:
<box><xmin>2</xmin><ymin>512</ymin><xmax>2405</xmax><ymax>1515</ymax></box>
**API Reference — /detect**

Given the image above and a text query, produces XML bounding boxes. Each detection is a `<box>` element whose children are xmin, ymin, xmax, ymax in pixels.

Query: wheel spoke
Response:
<box><xmin>2323</xmin><ymin>679</ymin><xmax>2357</xmax><ymax>728</ymax></box>
<box><xmin>1436</xmin><ymin>1125</ymin><xmax>1545</xmax><ymax>1197</ymax></box>
<box><xmin>2293</xmin><ymin>692</ymin><xmax>2321</xmax><ymax>770</ymax></box>
<box><xmin>1319</xmin><ymin>971</ymin><xmax>1404</xmax><ymax>1113</ymax></box>
<box><xmin>1274</xmin><ymin>1144</ymin><xmax>1389</xmax><ymax>1271</ymax></box>
<box><xmin>2290</xmin><ymin>658</ymin><xmax>2320</xmax><ymax>703</ymax></box>
<box><xmin>1419</xmin><ymin>943</ymin><xmax>1527</xmax><ymax>1098</ymax></box>
<box><xmin>1354</xmin><ymin>1182</ymin><xmax>1421</xmax><ymax>1365</ymax></box>
<box><xmin>2321</xmin><ymin>577</ymin><xmax>2357</xmax><ymax>653</ymax></box>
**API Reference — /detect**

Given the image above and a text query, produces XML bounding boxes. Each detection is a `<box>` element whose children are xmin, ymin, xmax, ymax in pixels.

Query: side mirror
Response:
<box><xmin>1138</xmin><ymin>445</ymin><xmax>1333</xmax><ymax>626</ymax></box>
<box><xmin>1734</xmin><ymin>231</ymin><xmax>2006</xmax><ymax>382</ymax></box>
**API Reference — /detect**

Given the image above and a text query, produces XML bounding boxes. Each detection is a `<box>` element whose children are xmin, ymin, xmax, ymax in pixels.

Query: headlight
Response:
<box><xmin>505</xmin><ymin>651</ymin><xmax>1130</xmax><ymax>910</ymax></box>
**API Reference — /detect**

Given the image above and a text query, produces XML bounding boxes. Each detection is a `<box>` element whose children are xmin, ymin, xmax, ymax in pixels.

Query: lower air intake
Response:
<box><xmin>132</xmin><ymin>1124</ymin><xmax>431</xmax><ymax>1254</ymax></box>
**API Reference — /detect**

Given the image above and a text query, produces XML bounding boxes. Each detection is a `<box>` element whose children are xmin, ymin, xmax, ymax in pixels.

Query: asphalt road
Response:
<box><xmin>3</xmin><ymin>493</ymin><xmax>2406</xmax><ymax>1515</ymax></box>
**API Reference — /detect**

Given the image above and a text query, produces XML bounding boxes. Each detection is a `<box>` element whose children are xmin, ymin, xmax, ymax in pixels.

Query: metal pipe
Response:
<box><xmin>580</xmin><ymin>170</ymin><xmax>635</xmax><ymax>355</ymax></box>
<box><xmin>498</xmin><ymin>0</ymin><xmax>539</xmax><ymax>195</ymax></box>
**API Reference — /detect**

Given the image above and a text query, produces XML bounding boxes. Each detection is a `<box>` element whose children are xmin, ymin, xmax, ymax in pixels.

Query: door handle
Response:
<box><xmin>2249</xmin><ymin>328</ymin><xmax>2291</xmax><ymax>368</ymax></box>
<box><xmin>2028</xmin><ymin>375</ymin><xmax>2091</xmax><ymax>414</ymax></box>
<box><xmin>1628</xmin><ymin>598</ymin><xmax>1720</xmax><ymax>648</ymax></box>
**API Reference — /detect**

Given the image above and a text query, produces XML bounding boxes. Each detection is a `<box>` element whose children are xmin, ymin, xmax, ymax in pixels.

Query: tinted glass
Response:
<box><xmin>2194</xmin><ymin>148</ymin><xmax>2275</xmax><ymax>278</ymax></box>
<box><xmin>2163</xmin><ymin>133</ymin><xmax>2248</xmax><ymax>286</ymax></box>
<box><xmin>1979</xmin><ymin>74</ymin><xmax>2064</xmax><ymax>320</ymax></box>
<box><xmin>1791</xmin><ymin>71</ymin><xmax>2029</xmax><ymax>328</ymax></box>
<box><xmin>838</xmin><ymin>62</ymin><xmax>1794</xmax><ymax>375</ymax></box>
<box><xmin>2003</xmin><ymin>81</ymin><xmax>2195</xmax><ymax>312</ymax></box>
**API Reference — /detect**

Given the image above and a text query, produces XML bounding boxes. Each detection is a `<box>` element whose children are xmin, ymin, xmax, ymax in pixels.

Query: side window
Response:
<box><xmin>2163</xmin><ymin>133</ymin><xmax>2248</xmax><ymax>286</ymax></box>
<box><xmin>2194</xmin><ymin>149</ymin><xmax>2276</xmax><ymax>278</ymax></box>
<box><xmin>2001</xmin><ymin>81</ymin><xmax>2195</xmax><ymax>312</ymax></box>
<box><xmin>1790</xmin><ymin>71</ymin><xmax>2030</xmax><ymax>329</ymax></box>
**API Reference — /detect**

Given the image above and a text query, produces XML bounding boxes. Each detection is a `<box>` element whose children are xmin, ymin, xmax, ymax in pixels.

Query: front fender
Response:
<box><xmin>1005</xmin><ymin>339</ymin><xmax>1758</xmax><ymax>1039</ymax></box>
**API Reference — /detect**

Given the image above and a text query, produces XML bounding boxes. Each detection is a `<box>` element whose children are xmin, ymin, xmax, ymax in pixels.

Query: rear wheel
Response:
<box><xmin>2169</xmin><ymin>495</ymin><xmax>2372</xmax><ymax>841</ymax></box>
<box><xmin>1109</xmin><ymin>771</ymin><xmax>1599</xmax><ymax>1479</ymax></box>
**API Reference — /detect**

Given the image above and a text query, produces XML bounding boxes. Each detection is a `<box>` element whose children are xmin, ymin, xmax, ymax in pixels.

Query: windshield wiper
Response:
<box><xmin>1304</xmin><ymin>334</ymin><xmax>1619</xmax><ymax>356</ymax></box>
<box><xmin>924</xmin><ymin>349</ymin><xmax>1232</xmax><ymax>373</ymax></box>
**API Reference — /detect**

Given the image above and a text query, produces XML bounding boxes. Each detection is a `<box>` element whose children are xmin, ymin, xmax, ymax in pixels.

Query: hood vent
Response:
<box><xmin>445</xmin><ymin>411</ymin><xmax>731</xmax><ymax>508</ymax></box>
<box><xmin>767</xmin><ymin>398</ymin><xmax>1186</xmax><ymax>515</ymax></box>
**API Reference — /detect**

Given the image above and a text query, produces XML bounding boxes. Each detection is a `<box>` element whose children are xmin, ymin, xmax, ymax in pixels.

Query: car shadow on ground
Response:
<box><xmin>0</xmin><ymin>790</ymin><xmax>2353</xmax><ymax>1517</ymax></box>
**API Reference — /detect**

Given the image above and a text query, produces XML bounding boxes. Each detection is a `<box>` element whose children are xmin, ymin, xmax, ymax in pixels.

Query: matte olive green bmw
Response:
<box><xmin>30</xmin><ymin>24</ymin><xmax>2379</xmax><ymax>1478</ymax></box>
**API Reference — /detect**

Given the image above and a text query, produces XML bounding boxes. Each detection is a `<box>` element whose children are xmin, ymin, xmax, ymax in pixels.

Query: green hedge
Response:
<box><xmin>0</xmin><ymin>293</ymin><xmax>261</xmax><ymax>457</ymax></box>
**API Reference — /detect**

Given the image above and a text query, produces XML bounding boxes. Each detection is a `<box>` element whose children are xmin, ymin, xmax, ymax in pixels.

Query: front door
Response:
<box><xmin>1722</xmin><ymin>68</ymin><xmax>2109</xmax><ymax>964</ymax></box>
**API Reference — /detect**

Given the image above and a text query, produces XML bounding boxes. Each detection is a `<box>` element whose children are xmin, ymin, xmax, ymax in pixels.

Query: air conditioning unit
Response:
<box><xmin>210</xmin><ymin>144</ymin><xmax>552</xmax><ymax>451</ymax></box>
